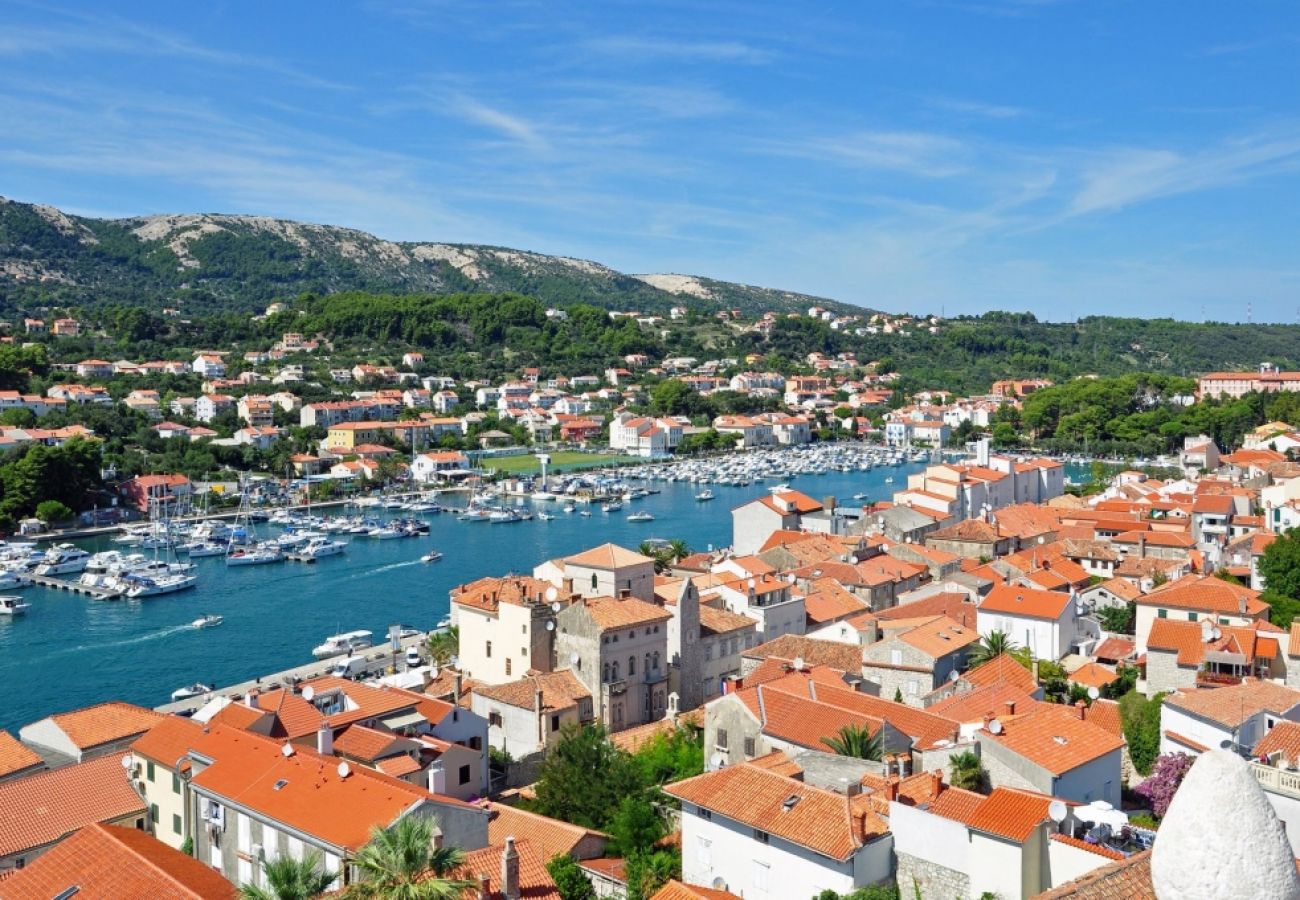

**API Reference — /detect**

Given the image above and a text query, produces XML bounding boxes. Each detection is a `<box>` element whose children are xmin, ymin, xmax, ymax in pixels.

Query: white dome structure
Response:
<box><xmin>1151</xmin><ymin>749</ymin><xmax>1300</xmax><ymax>900</ymax></box>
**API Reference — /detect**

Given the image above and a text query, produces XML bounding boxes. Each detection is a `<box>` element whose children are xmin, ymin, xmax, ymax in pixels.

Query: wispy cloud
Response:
<box><xmin>761</xmin><ymin>130</ymin><xmax>970</xmax><ymax>178</ymax></box>
<box><xmin>925</xmin><ymin>96</ymin><xmax>1027</xmax><ymax>119</ymax></box>
<box><xmin>445</xmin><ymin>95</ymin><xmax>550</xmax><ymax>151</ymax></box>
<box><xmin>581</xmin><ymin>35</ymin><xmax>773</xmax><ymax>64</ymax></box>
<box><xmin>1069</xmin><ymin>131</ymin><xmax>1300</xmax><ymax>215</ymax></box>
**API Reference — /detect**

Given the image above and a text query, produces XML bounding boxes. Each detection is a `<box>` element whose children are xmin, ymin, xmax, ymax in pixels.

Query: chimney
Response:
<box><xmin>1138</xmin><ymin>534</ymin><xmax>1146</xmax><ymax>558</ymax></box>
<box><xmin>455</xmin><ymin>672</ymin><xmax>464</xmax><ymax>702</ymax></box>
<box><xmin>1075</xmin><ymin>700</ymin><xmax>1087</xmax><ymax>721</ymax></box>
<box><xmin>1240</xmin><ymin>596</ymin><xmax>1248</xmax><ymax>615</ymax></box>
<box><xmin>899</xmin><ymin>756</ymin><xmax>911</xmax><ymax>777</ymax></box>
<box><xmin>930</xmin><ymin>769</ymin><xmax>943</xmax><ymax>795</ymax></box>
<box><xmin>246</xmin><ymin>690</ymin><xmax>260</xmax><ymax>710</ymax></box>
<box><xmin>316</xmin><ymin>722</ymin><xmax>332</xmax><ymax>756</ymax></box>
<box><xmin>885</xmin><ymin>779</ymin><xmax>900</xmax><ymax>802</ymax></box>
<box><xmin>428</xmin><ymin>763</ymin><xmax>446</xmax><ymax>795</ymax></box>
<box><xmin>501</xmin><ymin>836</ymin><xmax>520</xmax><ymax>900</ymax></box>
<box><xmin>1005</xmin><ymin>699</ymin><xmax>1016</xmax><ymax>716</ymax></box>
<box><xmin>824</xmin><ymin>495</ymin><xmax>837</xmax><ymax>513</ymax></box>
<box><xmin>477</xmin><ymin>874</ymin><xmax>491</xmax><ymax>900</ymax></box>
<box><xmin>983</xmin><ymin>713</ymin><xmax>993</xmax><ymax>730</ymax></box>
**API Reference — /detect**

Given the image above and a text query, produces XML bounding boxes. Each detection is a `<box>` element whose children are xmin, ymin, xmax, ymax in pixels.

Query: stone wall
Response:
<box><xmin>1145</xmin><ymin>649</ymin><xmax>1197</xmax><ymax>697</ymax></box>
<box><xmin>896</xmin><ymin>851</ymin><xmax>970</xmax><ymax>900</ymax></box>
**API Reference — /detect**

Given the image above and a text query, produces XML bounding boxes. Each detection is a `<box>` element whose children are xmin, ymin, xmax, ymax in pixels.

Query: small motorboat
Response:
<box><xmin>852</xmin><ymin>492</ymin><xmax>868</xmax><ymax>500</ymax></box>
<box><xmin>695</xmin><ymin>490</ymin><xmax>714</xmax><ymax>502</ymax></box>
<box><xmin>627</xmin><ymin>511</ymin><xmax>655</xmax><ymax>522</ymax></box>
<box><xmin>538</xmin><ymin>512</ymin><xmax>555</xmax><ymax>521</ymax></box>
<box><xmin>421</xmin><ymin>551</ymin><xmax>443</xmax><ymax>563</ymax></box>
<box><xmin>562</xmin><ymin>505</ymin><xmax>576</xmax><ymax>514</ymax></box>
<box><xmin>579</xmin><ymin>510</ymin><xmax>592</xmax><ymax>517</ymax></box>
<box><xmin>435</xmin><ymin>616</ymin><xmax>452</xmax><ymax>631</ymax></box>
<box><xmin>171</xmin><ymin>682</ymin><xmax>212</xmax><ymax>701</ymax></box>
<box><xmin>0</xmin><ymin>595</ymin><xmax>31</xmax><ymax>615</ymax></box>
<box><xmin>191</xmin><ymin>614</ymin><xmax>223</xmax><ymax>629</ymax></box>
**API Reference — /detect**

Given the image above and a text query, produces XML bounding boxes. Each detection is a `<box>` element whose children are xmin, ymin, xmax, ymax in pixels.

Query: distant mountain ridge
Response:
<box><xmin>0</xmin><ymin>197</ymin><xmax>871</xmax><ymax>318</ymax></box>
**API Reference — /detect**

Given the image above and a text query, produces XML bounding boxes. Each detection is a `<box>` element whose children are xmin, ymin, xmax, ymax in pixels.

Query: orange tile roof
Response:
<box><xmin>130</xmin><ymin>715</ymin><xmax>204</xmax><ymax>767</ymax></box>
<box><xmin>1147</xmin><ymin>618</ymin><xmax>1282</xmax><ymax>667</ymax></box>
<box><xmin>299</xmin><ymin>676</ymin><xmax>422</xmax><ymax>729</ymax></box>
<box><xmin>699</xmin><ymin>603</ymin><xmax>758</xmax><ymax>636</ymax></box>
<box><xmin>42</xmin><ymin>702</ymin><xmax>165</xmax><ymax>751</ymax></box>
<box><xmin>1034</xmin><ymin>849</ymin><xmax>1152</xmax><ymax>899</ymax></box>
<box><xmin>189</xmin><ymin>725</ymin><xmax>470</xmax><ymax>851</ymax></box>
<box><xmin>745</xmin><ymin>750</ymin><xmax>804</xmax><ymax>779</ymax></box>
<box><xmin>652</xmin><ymin>881</ymin><xmax>743</xmax><ymax>900</ymax></box>
<box><xmin>1086</xmin><ymin>699</ymin><xmax>1124</xmax><ymax>739</ymax></box>
<box><xmin>0</xmin><ymin>729</ymin><xmax>43</xmax><ymax>779</ymax></box>
<box><xmin>775</xmin><ymin>679</ymin><xmax>959</xmax><ymax>750</ymax></box>
<box><xmin>1255</xmin><ymin>720</ymin><xmax>1300</xmax><ymax>766</ymax></box>
<box><xmin>926</xmin><ymin>785</ymin><xmax>985</xmax><ymax>825</ymax></box>
<box><xmin>1140</xmin><ymin>574</ymin><xmax>1269</xmax><ymax>617</ymax></box>
<box><xmin>565</xmin><ymin>543</ymin><xmax>655</xmax><ymax>569</ymax></box>
<box><xmin>980</xmin><ymin>704</ymin><xmax>1124</xmax><ymax>775</ymax></box>
<box><xmin>742</xmin><ymin>634</ymin><xmax>862</xmax><ymax>672</ymax></box>
<box><xmin>332</xmin><ymin>724</ymin><xmax>408</xmax><ymax>762</ymax></box>
<box><xmin>965</xmin><ymin>786</ymin><xmax>1055</xmax><ymax>841</ymax></box>
<box><xmin>473</xmin><ymin>670</ymin><xmax>592</xmax><ymax>711</ymax></box>
<box><xmin>240</xmin><ymin>688</ymin><xmax>323</xmax><ymax>739</ymax></box>
<box><xmin>751</xmin><ymin>684</ymin><xmax>883</xmax><ymax>750</ymax></box>
<box><xmin>455</xmin><ymin>839</ymin><xmax>560</xmax><ymax>900</ymax></box>
<box><xmin>894</xmin><ymin>615</ymin><xmax>981</xmax><ymax>658</ymax></box>
<box><xmin>1093</xmin><ymin>578</ymin><xmax>1142</xmax><ymax>602</ymax></box>
<box><xmin>979</xmin><ymin>584</ymin><xmax>1074</xmax><ymax>620</ymax></box>
<box><xmin>751</xmin><ymin>490</ymin><xmax>823</xmax><ymax>516</ymax></box>
<box><xmin>207</xmin><ymin>700</ymin><xmax>268</xmax><ymax>731</ymax></box>
<box><xmin>375</xmin><ymin>754</ymin><xmax>422</xmax><ymax>778</ymax></box>
<box><xmin>0</xmin><ymin>753</ymin><xmax>146</xmax><ymax>858</ymax></box>
<box><xmin>927</xmin><ymin>682</ymin><xmax>1040</xmax><ymax>725</ymax></box>
<box><xmin>665</xmin><ymin>763</ymin><xmax>886</xmax><ymax>860</ymax></box>
<box><xmin>1050</xmin><ymin>832</ymin><xmax>1126</xmax><ymax>861</ymax></box>
<box><xmin>1093</xmin><ymin>637</ymin><xmax>1136</xmax><ymax>662</ymax></box>
<box><xmin>485</xmin><ymin>803</ymin><xmax>605</xmax><ymax>862</ymax></box>
<box><xmin>452</xmin><ymin>576</ymin><xmax>557</xmax><ymax>614</ymax></box>
<box><xmin>1164</xmin><ymin>679</ymin><xmax>1300</xmax><ymax>728</ymax></box>
<box><xmin>963</xmin><ymin>653</ymin><xmax>1038</xmax><ymax>694</ymax></box>
<box><xmin>879</xmin><ymin>591</ymin><xmax>979</xmax><ymax>629</ymax></box>
<box><xmin>579</xmin><ymin>595</ymin><xmax>672</xmax><ymax>630</ymax></box>
<box><xmin>0</xmin><ymin>823</ymin><xmax>237</xmax><ymax>899</ymax></box>
<box><xmin>1068</xmin><ymin>663</ymin><xmax>1120</xmax><ymax>689</ymax></box>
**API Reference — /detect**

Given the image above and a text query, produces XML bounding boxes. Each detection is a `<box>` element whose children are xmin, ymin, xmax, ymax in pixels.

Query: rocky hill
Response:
<box><xmin>0</xmin><ymin>197</ymin><xmax>869</xmax><ymax>318</ymax></box>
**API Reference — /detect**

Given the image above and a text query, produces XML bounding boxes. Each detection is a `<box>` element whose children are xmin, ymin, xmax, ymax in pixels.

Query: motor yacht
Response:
<box><xmin>312</xmin><ymin>630</ymin><xmax>374</xmax><ymax>659</ymax></box>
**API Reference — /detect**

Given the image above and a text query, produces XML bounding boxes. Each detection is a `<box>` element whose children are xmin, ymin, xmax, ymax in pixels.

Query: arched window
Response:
<box><xmin>645</xmin><ymin>653</ymin><xmax>651</xmax><ymax>674</ymax></box>
<box><xmin>603</xmin><ymin>662</ymin><xmax>610</xmax><ymax>683</ymax></box>
<box><xmin>591</xmin><ymin>573</ymin><xmax>598</xmax><ymax>590</ymax></box>
<box><xmin>653</xmin><ymin>651</ymin><xmax>660</xmax><ymax>671</ymax></box>
<box><xmin>628</xmin><ymin>656</ymin><xmax>636</xmax><ymax>676</ymax></box>
<box><xmin>612</xmin><ymin>661</ymin><xmax>620</xmax><ymax>680</ymax></box>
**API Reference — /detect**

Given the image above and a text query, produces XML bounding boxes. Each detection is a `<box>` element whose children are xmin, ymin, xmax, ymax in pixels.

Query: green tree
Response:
<box><xmin>650</xmin><ymin>380</ymin><xmax>692</xmax><ymax>416</ymax></box>
<box><xmin>821</xmin><ymin>724</ymin><xmax>883</xmax><ymax>760</ymax></box>
<box><xmin>1098</xmin><ymin>602</ymin><xmax>1136</xmax><ymax>635</ymax></box>
<box><xmin>530</xmin><ymin>725</ymin><xmax>645</xmax><ymax>831</ymax></box>
<box><xmin>1120</xmin><ymin>691</ymin><xmax>1165</xmax><ymax>776</ymax></box>
<box><xmin>240</xmin><ymin>851</ymin><xmax>336</xmax><ymax>900</ymax></box>
<box><xmin>967</xmin><ymin>630</ymin><xmax>1017</xmax><ymax>667</ymax></box>
<box><xmin>1260</xmin><ymin>529</ymin><xmax>1300</xmax><ymax>626</ymax></box>
<box><xmin>425</xmin><ymin>627</ymin><xmax>459</xmax><ymax>666</ymax></box>
<box><xmin>34</xmin><ymin>499</ymin><xmax>74</xmax><ymax>523</ymax></box>
<box><xmin>545</xmin><ymin>854</ymin><xmax>597</xmax><ymax>900</ymax></box>
<box><xmin>630</xmin><ymin>728</ymin><xmax>703</xmax><ymax>786</ymax></box>
<box><xmin>343</xmin><ymin>816</ymin><xmax>474</xmax><ymax>900</ymax></box>
<box><xmin>949</xmin><ymin>751</ymin><xmax>985</xmax><ymax>792</ymax></box>
<box><xmin>606</xmin><ymin>795</ymin><xmax>666</xmax><ymax>856</ymax></box>
<box><xmin>623</xmin><ymin>848</ymin><xmax>680</xmax><ymax>900</ymax></box>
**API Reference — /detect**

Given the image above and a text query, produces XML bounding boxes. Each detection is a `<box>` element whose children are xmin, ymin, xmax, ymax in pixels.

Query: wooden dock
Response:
<box><xmin>27</xmin><ymin>573</ymin><xmax>123</xmax><ymax>600</ymax></box>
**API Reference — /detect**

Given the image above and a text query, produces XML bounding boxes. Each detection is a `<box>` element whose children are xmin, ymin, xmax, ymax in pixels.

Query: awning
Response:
<box><xmin>380</xmin><ymin>711</ymin><xmax>427</xmax><ymax>730</ymax></box>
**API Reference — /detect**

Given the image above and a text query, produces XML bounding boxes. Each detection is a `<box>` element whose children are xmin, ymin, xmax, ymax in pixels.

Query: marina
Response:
<box><xmin>0</xmin><ymin>445</ymin><xmax>1073</xmax><ymax>731</ymax></box>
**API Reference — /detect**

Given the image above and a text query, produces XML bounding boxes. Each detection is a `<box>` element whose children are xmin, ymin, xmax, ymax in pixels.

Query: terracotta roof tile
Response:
<box><xmin>578</xmin><ymin>595</ymin><xmax>672</xmax><ymax>630</ymax></box>
<box><xmin>375</xmin><ymin>754</ymin><xmax>422</xmax><ymax>778</ymax></box>
<box><xmin>1093</xmin><ymin>637</ymin><xmax>1136</xmax><ymax>662</ymax></box>
<box><xmin>1068</xmin><ymin>663</ymin><xmax>1120</xmax><ymax>690</ymax></box>
<box><xmin>456</xmin><ymin>839</ymin><xmax>560</xmax><ymax>899</ymax></box>
<box><xmin>1140</xmin><ymin>574</ymin><xmax>1269</xmax><ymax>616</ymax></box>
<box><xmin>894</xmin><ymin>615</ymin><xmax>981</xmax><ymax>658</ymax></box>
<box><xmin>665</xmin><ymin>763</ymin><xmax>886</xmax><ymax>860</ymax></box>
<box><xmin>332</xmin><ymin>724</ymin><xmax>408</xmax><ymax>762</ymax></box>
<box><xmin>879</xmin><ymin>591</ymin><xmax>979</xmax><ymax>629</ymax></box>
<box><xmin>0</xmin><ymin>729</ymin><xmax>44</xmax><ymax>779</ymax></box>
<box><xmin>925</xmin><ymin>785</ymin><xmax>985</xmax><ymax>825</ymax></box>
<box><xmin>966</xmin><ymin>786</ymin><xmax>1055</xmax><ymax>841</ymax></box>
<box><xmin>742</xmin><ymin>634</ymin><xmax>862</xmax><ymax>672</ymax></box>
<box><xmin>1087</xmin><ymin>699</ymin><xmax>1124</xmax><ymax>739</ymax></box>
<box><xmin>565</xmin><ymin>543</ymin><xmax>655</xmax><ymax>569</ymax></box>
<box><xmin>698</xmin><ymin>604</ymin><xmax>758</xmax><ymax>636</ymax></box>
<box><xmin>1164</xmin><ymin>679</ymin><xmax>1300</xmax><ymax>728</ymax></box>
<box><xmin>0</xmin><ymin>823</ymin><xmax>236</xmax><ymax>899</ymax></box>
<box><xmin>1255</xmin><ymin>720</ymin><xmax>1300</xmax><ymax>766</ymax></box>
<box><xmin>963</xmin><ymin>653</ymin><xmax>1038</xmax><ymax>694</ymax></box>
<box><xmin>485</xmin><ymin>804</ymin><xmax>605</xmax><ymax>861</ymax></box>
<box><xmin>452</xmin><ymin>576</ymin><xmax>557</xmax><ymax>614</ymax></box>
<box><xmin>979</xmin><ymin>584</ymin><xmax>1074</xmax><ymax>621</ymax></box>
<box><xmin>1050</xmin><ymin>832</ymin><xmax>1126</xmax><ymax>861</ymax></box>
<box><xmin>41</xmin><ymin>702</ymin><xmax>164</xmax><ymax>752</ymax></box>
<box><xmin>753</xmin><ymin>684</ymin><xmax>884</xmax><ymax>750</ymax></box>
<box><xmin>980</xmin><ymin>704</ymin><xmax>1124</xmax><ymax>775</ymax></box>
<box><xmin>771</xmin><ymin>678</ymin><xmax>959</xmax><ymax>750</ymax></box>
<box><xmin>651</xmin><ymin>880</ymin><xmax>744</xmax><ymax>900</ymax></box>
<box><xmin>927</xmin><ymin>682</ymin><xmax>1040</xmax><ymax>725</ymax></box>
<box><xmin>745</xmin><ymin>750</ymin><xmax>804</xmax><ymax>779</ymax></box>
<box><xmin>130</xmin><ymin>716</ymin><xmax>205</xmax><ymax>767</ymax></box>
<box><xmin>0</xmin><ymin>753</ymin><xmax>146</xmax><ymax>858</ymax></box>
<box><xmin>1033</xmin><ymin>848</ymin><xmax>1151</xmax><ymax>899</ymax></box>
<box><xmin>474</xmin><ymin>670</ymin><xmax>591</xmax><ymax>711</ymax></box>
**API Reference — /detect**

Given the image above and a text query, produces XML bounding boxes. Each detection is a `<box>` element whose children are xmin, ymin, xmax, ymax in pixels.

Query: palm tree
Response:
<box><xmin>967</xmin><ymin>630</ymin><xmax>1016</xmax><ymax>667</ymax></box>
<box><xmin>667</xmin><ymin>539</ymin><xmax>692</xmax><ymax>562</ymax></box>
<box><xmin>239</xmin><ymin>852</ymin><xmax>336</xmax><ymax>900</ymax></box>
<box><xmin>344</xmin><ymin>816</ymin><xmax>475</xmax><ymax>900</ymax></box>
<box><xmin>821</xmin><ymin>724</ymin><xmax>883</xmax><ymax>760</ymax></box>
<box><xmin>949</xmin><ymin>750</ymin><xmax>985</xmax><ymax>792</ymax></box>
<box><xmin>425</xmin><ymin>626</ymin><xmax>459</xmax><ymax>667</ymax></box>
<box><xmin>637</xmin><ymin>542</ymin><xmax>675</xmax><ymax>574</ymax></box>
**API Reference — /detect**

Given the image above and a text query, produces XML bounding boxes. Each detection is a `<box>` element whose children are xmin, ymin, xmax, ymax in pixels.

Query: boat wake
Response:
<box><xmin>51</xmin><ymin>624</ymin><xmax>194</xmax><ymax>656</ymax></box>
<box><xmin>357</xmin><ymin>560</ymin><xmax>420</xmax><ymax>578</ymax></box>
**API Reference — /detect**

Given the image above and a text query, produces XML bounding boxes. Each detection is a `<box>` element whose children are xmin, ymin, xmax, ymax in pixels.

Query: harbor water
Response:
<box><xmin>0</xmin><ymin>462</ymin><xmax>940</xmax><ymax>730</ymax></box>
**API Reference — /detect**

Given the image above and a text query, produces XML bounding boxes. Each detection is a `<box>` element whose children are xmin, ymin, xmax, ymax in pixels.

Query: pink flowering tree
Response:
<box><xmin>1135</xmin><ymin>752</ymin><xmax>1195</xmax><ymax>818</ymax></box>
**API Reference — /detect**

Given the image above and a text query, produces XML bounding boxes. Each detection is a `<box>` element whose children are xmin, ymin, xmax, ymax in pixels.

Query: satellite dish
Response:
<box><xmin>545</xmin><ymin>586</ymin><xmax>558</xmax><ymax>602</ymax></box>
<box><xmin>1048</xmin><ymin>800</ymin><xmax>1068</xmax><ymax>823</ymax></box>
<box><xmin>546</xmin><ymin>621</ymin><xmax>555</xmax><ymax>632</ymax></box>
<box><xmin>120</xmin><ymin>754</ymin><xmax>135</xmax><ymax>770</ymax></box>
<box><xmin>551</xmin><ymin>601</ymin><xmax>562</xmax><ymax>613</ymax></box>
<box><xmin>569</xmin><ymin>651</ymin><xmax>580</xmax><ymax>666</ymax></box>
<box><xmin>281</xmin><ymin>743</ymin><xmax>295</xmax><ymax>758</ymax></box>
<box><xmin>1200</xmin><ymin>619</ymin><xmax>1213</xmax><ymax>641</ymax></box>
<box><xmin>989</xmin><ymin>719</ymin><xmax>1004</xmax><ymax>735</ymax></box>
<box><xmin>747</xmin><ymin>577</ymin><xmax>756</xmax><ymax>589</ymax></box>
<box><xmin>1087</xmin><ymin>686</ymin><xmax>1100</xmax><ymax>700</ymax></box>
<box><xmin>302</xmin><ymin>685</ymin><xmax>315</xmax><ymax>702</ymax></box>
<box><xmin>792</xmin><ymin>656</ymin><xmax>805</xmax><ymax>671</ymax></box>
<box><xmin>948</xmin><ymin>669</ymin><xmax>961</xmax><ymax>683</ymax></box>
<box><xmin>711</xmin><ymin>877</ymin><xmax>728</xmax><ymax>891</ymax></box>
<box><xmin>709</xmin><ymin>752</ymin><xmax>726</xmax><ymax>769</ymax></box>
<box><xmin>337</xmin><ymin>761</ymin><xmax>351</xmax><ymax>778</ymax></box>
<box><xmin>1211</xmin><ymin>626</ymin><xmax>1222</xmax><ymax>640</ymax></box>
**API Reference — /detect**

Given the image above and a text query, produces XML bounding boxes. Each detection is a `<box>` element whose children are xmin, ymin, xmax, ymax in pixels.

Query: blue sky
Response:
<box><xmin>1</xmin><ymin>1</ymin><xmax>1297</xmax><ymax>320</ymax></box>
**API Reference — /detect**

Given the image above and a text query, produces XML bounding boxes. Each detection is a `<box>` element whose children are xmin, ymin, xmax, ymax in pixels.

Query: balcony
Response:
<box><xmin>1252</xmin><ymin>762</ymin><xmax>1300</xmax><ymax>800</ymax></box>
<box><xmin>1197</xmin><ymin>669</ymin><xmax>1245</xmax><ymax>687</ymax></box>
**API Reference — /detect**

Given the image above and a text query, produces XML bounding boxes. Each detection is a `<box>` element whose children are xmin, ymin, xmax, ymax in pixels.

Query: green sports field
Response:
<box><xmin>482</xmin><ymin>451</ymin><xmax>640</xmax><ymax>474</ymax></box>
